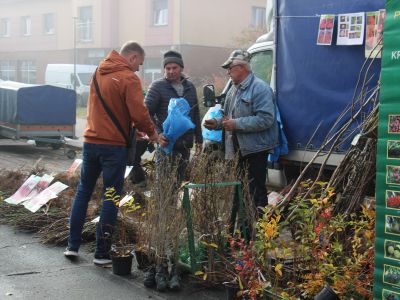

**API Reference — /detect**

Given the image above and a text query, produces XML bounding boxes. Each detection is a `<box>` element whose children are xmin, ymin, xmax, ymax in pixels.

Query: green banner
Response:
<box><xmin>374</xmin><ymin>0</ymin><xmax>400</xmax><ymax>298</ymax></box>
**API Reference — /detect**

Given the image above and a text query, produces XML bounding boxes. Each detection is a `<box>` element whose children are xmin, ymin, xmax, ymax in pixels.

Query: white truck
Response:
<box><xmin>45</xmin><ymin>64</ymin><xmax>97</xmax><ymax>106</ymax></box>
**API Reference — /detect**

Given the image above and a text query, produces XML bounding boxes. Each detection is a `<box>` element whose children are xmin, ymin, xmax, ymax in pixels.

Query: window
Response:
<box><xmin>251</xmin><ymin>6</ymin><xmax>266</xmax><ymax>29</ymax></box>
<box><xmin>21</xmin><ymin>16</ymin><xmax>31</xmax><ymax>36</ymax></box>
<box><xmin>144</xmin><ymin>69</ymin><xmax>162</xmax><ymax>87</ymax></box>
<box><xmin>20</xmin><ymin>60</ymin><xmax>36</xmax><ymax>84</ymax></box>
<box><xmin>0</xmin><ymin>18</ymin><xmax>10</xmax><ymax>37</ymax></box>
<box><xmin>143</xmin><ymin>58</ymin><xmax>162</xmax><ymax>87</ymax></box>
<box><xmin>0</xmin><ymin>61</ymin><xmax>17</xmax><ymax>81</ymax></box>
<box><xmin>43</xmin><ymin>13</ymin><xmax>55</xmax><ymax>35</ymax></box>
<box><xmin>153</xmin><ymin>0</ymin><xmax>168</xmax><ymax>26</ymax></box>
<box><xmin>250</xmin><ymin>50</ymin><xmax>273</xmax><ymax>85</ymax></box>
<box><xmin>78</xmin><ymin>6</ymin><xmax>93</xmax><ymax>42</ymax></box>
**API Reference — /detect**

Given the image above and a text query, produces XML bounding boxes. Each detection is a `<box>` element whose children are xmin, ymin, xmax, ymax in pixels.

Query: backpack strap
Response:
<box><xmin>92</xmin><ymin>69</ymin><xmax>130</xmax><ymax>146</ymax></box>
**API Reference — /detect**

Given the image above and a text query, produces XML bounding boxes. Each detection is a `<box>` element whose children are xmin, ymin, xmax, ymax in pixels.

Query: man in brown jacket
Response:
<box><xmin>64</xmin><ymin>41</ymin><xmax>159</xmax><ymax>265</ymax></box>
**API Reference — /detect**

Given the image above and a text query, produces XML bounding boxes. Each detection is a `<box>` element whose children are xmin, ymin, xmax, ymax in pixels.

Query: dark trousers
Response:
<box><xmin>173</xmin><ymin>148</ymin><xmax>190</xmax><ymax>183</ymax></box>
<box><xmin>238</xmin><ymin>150</ymin><xmax>269</xmax><ymax>208</ymax></box>
<box><xmin>130</xmin><ymin>140</ymin><xmax>150</xmax><ymax>184</ymax></box>
<box><xmin>68</xmin><ymin>143</ymin><xmax>127</xmax><ymax>257</ymax></box>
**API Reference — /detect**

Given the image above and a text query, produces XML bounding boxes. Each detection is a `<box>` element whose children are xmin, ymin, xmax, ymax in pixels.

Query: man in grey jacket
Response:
<box><xmin>204</xmin><ymin>49</ymin><xmax>279</xmax><ymax>209</ymax></box>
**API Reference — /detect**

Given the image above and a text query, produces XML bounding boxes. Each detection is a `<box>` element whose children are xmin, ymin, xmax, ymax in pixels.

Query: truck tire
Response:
<box><xmin>66</xmin><ymin>150</ymin><xmax>76</xmax><ymax>159</ymax></box>
<box><xmin>51</xmin><ymin>143</ymin><xmax>62</xmax><ymax>150</ymax></box>
<box><xmin>35</xmin><ymin>141</ymin><xmax>48</xmax><ymax>147</ymax></box>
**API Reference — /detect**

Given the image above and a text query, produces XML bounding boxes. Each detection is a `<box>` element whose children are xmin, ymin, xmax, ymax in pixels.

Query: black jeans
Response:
<box><xmin>130</xmin><ymin>140</ymin><xmax>150</xmax><ymax>184</ymax></box>
<box><xmin>238</xmin><ymin>150</ymin><xmax>269</xmax><ymax>208</ymax></box>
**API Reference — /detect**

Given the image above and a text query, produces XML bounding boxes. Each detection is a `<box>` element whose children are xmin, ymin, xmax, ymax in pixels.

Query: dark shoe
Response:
<box><xmin>169</xmin><ymin>274</ymin><xmax>181</xmax><ymax>291</ymax></box>
<box><xmin>168</xmin><ymin>265</ymin><xmax>182</xmax><ymax>291</ymax></box>
<box><xmin>155</xmin><ymin>265</ymin><xmax>168</xmax><ymax>292</ymax></box>
<box><xmin>143</xmin><ymin>266</ymin><xmax>156</xmax><ymax>288</ymax></box>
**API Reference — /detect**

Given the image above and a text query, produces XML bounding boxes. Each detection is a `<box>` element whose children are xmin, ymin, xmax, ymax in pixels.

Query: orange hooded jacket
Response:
<box><xmin>84</xmin><ymin>50</ymin><xmax>156</xmax><ymax>146</ymax></box>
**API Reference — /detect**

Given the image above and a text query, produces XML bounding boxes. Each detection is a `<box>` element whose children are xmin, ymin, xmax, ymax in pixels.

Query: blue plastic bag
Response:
<box><xmin>161</xmin><ymin>98</ymin><xmax>195</xmax><ymax>154</ymax></box>
<box><xmin>268</xmin><ymin>107</ymin><xmax>288</xmax><ymax>162</ymax></box>
<box><xmin>202</xmin><ymin>105</ymin><xmax>223</xmax><ymax>142</ymax></box>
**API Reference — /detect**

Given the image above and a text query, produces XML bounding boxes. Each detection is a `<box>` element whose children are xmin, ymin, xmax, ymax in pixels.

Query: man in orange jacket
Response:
<box><xmin>64</xmin><ymin>41</ymin><xmax>160</xmax><ymax>265</ymax></box>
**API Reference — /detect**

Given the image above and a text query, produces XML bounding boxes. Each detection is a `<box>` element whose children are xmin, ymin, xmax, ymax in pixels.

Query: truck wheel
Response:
<box><xmin>51</xmin><ymin>143</ymin><xmax>62</xmax><ymax>150</ymax></box>
<box><xmin>35</xmin><ymin>141</ymin><xmax>48</xmax><ymax>147</ymax></box>
<box><xmin>66</xmin><ymin>150</ymin><xmax>76</xmax><ymax>159</ymax></box>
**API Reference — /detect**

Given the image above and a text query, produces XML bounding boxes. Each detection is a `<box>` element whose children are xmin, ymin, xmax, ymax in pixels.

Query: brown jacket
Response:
<box><xmin>84</xmin><ymin>50</ymin><xmax>156</xmax><ymax>146</ymax></box>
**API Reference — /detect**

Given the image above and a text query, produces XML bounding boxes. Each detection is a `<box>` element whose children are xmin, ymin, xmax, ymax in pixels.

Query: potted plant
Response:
<box><xmin>314</xmin><ymin>285</ymin><xmax>340</xmax><ymax>300</ymax></box>
<box><xmin>104</xmin><ymin>187</ymin><xmax>141</xmax><ymax>276</ymax></box>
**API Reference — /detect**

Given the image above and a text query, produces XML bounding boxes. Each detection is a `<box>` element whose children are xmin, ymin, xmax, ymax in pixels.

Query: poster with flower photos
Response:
<box><xmin>317</xmin><ymin>14</ymin><xmax>334</xmax><ymax>45</ymax></box>
<box><xmin>337</xmin><ymin>12</ymin><xmax>365</xmax><ymax>45</ymax></box>
<box><xmin>365</xmin><ymin>9</ymin><xmax>386</xmax><ymax>58</ymax></box>
<box><xmin>373</xmin><ymin>0</ymin><xmax>400</xmax><ymax>298</ymax></box>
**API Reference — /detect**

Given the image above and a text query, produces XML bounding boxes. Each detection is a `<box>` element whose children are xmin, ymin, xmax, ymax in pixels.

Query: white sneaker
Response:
<box><xmin>64</xmin><ymin>249</ymin><xmax>79</xmax><ymax>258</ymax></box>
<box><xmin>93</xmin><ymin>257</ymin><xmax>112</xmax><ymax>265</ymax></box>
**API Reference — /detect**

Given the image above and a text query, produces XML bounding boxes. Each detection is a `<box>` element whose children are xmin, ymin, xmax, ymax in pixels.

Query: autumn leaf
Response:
<box><xmin>238</xmin><ymin>277</ymin><xmax>244</xmax><ymax>290</ymax></box>
<box><xmin>274</xmin><ymin>263</ymin><xmax>283</xmax><ymax>277</ymax></box>
<box><xmin>364</xmin><ymin>230</ymin><xmax>374</xmax><ymax>240</ymax></box>
<box><xmin>200</xmin><ymin>241</ymin><xmax>218</xmax><ymax>249</ymax></box>
<box><xmin>194</xmin><ymin>271</ymin><xmax>204</xmax><ymax>276</ymax></box>
<box><xmin>209</xmin><ymin>243</ymin><xmax>218</xmax><ymax>249</ymax></box>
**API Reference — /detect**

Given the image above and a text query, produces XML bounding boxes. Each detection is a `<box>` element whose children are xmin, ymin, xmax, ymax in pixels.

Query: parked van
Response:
<box><xmin>45</xmin><ymin>64</ymin><xmax>97</xmax><ymax>106</ymax></box>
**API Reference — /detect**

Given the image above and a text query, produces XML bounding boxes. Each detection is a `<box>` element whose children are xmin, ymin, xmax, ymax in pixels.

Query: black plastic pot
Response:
<box><xmin>134</xmin><ymin>250</ymin><xmax>150</xmax><ymax>270</ymax></box>
<box><xmin>111</xmin><ymin>254</ymin><xmax>133</xmax><ymax>276</ymax></box>
<box><xmin>224</xmin><ymin>284</ymin><xmax>239</xmax><ymax>300</ymax></box>
<box><xmin>314</xmin><ymin>285</ymin><xmax>340</xmax><ymax>300</ymax></box>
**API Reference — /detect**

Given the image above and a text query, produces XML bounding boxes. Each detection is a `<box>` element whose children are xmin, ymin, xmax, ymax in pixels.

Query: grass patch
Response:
<box><xmin>76</xmin><ymin>106</ymin><xmax>87</xmax><ymax>119</ymax></box>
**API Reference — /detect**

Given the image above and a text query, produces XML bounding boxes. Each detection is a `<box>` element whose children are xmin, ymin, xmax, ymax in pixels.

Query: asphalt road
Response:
<box><xmin>0</xmin><ymin>225</ymin><xmax>224</xmax><ymax>300</ymax></box>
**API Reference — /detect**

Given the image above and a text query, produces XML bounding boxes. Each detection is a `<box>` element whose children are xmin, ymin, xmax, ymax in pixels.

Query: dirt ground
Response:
<box><xmin>0</xmin><ymin>139</ymin><xmax>79</xmax><ymax>174</ymax></box>
<box><xmin>0</xmin><ymin>118</ymin><xmax>86</xmax><ymax>174</ymax></box>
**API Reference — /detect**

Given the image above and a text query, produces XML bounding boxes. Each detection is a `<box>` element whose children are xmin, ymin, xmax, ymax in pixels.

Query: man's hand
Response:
<box><xmin>148</xmin><ymin>132</ymin><xmax>168</xmax><ymax>147</ymax></box>
<box><xmin>204</xmin><ymin>118</ymin><xmax>218</xmax><ymax>130</ymax></box>
<box><xmin>158</xmin><ymin>133</ymin><xmax>169</xmax><ymax>148</ymax></box>
<box><xmin>148</xmin><ymin>132</ymin><xmax>159</xmax><ymax>143</ymax></box>
<box><xmin>222</xmin><ymin>117</ymin><xmax>236</xmax><ymax>131</ymax></box>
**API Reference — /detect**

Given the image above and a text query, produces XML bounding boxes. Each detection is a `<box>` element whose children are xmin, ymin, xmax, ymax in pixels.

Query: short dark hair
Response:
<box><xmin>120</xmin><ymin>41</ymin><xmax>145</xmax><ymax>56</ymax></box>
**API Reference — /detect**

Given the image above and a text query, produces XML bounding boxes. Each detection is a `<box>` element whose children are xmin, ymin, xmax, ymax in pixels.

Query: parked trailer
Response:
<box><xmin>0</xmin><ymin>81</ymin><xmax>77</xmax><ymax>157</ymax></box>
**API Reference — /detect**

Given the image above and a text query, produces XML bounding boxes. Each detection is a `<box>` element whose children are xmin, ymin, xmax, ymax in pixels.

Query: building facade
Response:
<box><xmin>0</xmin><ymin>0</ymin><xmax>266</xmax><ymax>87</ymax></box>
